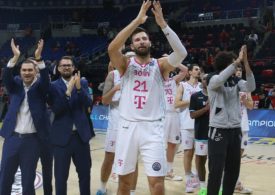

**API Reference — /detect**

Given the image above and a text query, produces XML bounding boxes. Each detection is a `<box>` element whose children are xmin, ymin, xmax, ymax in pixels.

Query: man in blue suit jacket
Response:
<box><xmin>0</xmin><ymin>39</ymin><xmax>50</xmax><ymax>195</ymax></box>
<box><xmin>48</xmin><ymin>56</ymin><xmax>92</xmax><ymax>195</ymax></box>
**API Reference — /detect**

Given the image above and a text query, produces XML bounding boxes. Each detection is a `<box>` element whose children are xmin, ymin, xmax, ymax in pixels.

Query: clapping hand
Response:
<box><xmin>151</xmin><ymin>1</ymin><xmax>167</xmax><ymax>29</ymax></box>
<box><xmin>34</xmin><ymin>39</ymin><xmax>44</xmax><ymax>60</ymax></box>
<box><xmin>10</xmin><ymin>38</ymin><xmax>20</xmax><ymax>63</ymax></box>
<box><xmin>74</xmin><ymin>71</ymin><xmax>81</xmax><ymax>90</ymax></box>
<box><xmin>135</xmin><ymin>0</ymin><xmax>152</xmax><ymax>25</ymax></box>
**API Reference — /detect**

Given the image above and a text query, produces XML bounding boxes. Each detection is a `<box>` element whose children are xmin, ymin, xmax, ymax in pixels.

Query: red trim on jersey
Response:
<box><xmin>134</xmin><ymin>57</ymin><xmax>150</xmax><ymax>68</ymax></box>
<box><xmin>120</xmin><ymin>59</ymin><xmax>131</xmax><ymax>77</ymax></box>
<box><xmin>186</xmin><ymin>81</ymin><xmax>199</xmax><ymax>89</ymax></box>
<box><xmin>112</xmin><ymin>70</ymin><xmax>115</xmax><ymax>82</ymax></box>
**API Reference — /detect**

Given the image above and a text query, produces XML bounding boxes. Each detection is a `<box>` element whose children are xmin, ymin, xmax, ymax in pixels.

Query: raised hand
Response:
<box><xmin>74</xmin><ymin>71</ymin><xmax>81</xmax><ymax>90</ymax></box>
<box><xmin>35</xmin><ymin>39</ymin><xmax>44</xmax><ymax>60</ymax></box>
<box><xmin>242</xmin><ymin>45</ymin><xmax>248</xmax><ymax>64</ymax></box>
<box><xmin>11</xmin><ymin>38</ymin><xmax>20</xmax><ymax>58</ymax></box>
<box><xmin>66</xmin><ymin>77</ymin><xmax>76</xmax><ymax>97</ymax></box>
<box><xmin>135</xmin><ymin>0</ymin><xmax>152</xmax><ymax>24</ymax></box>
<box><xmin>151</xmin><ymin>1</ymin><xmax>167</xmax><ymax>28</ymax></box>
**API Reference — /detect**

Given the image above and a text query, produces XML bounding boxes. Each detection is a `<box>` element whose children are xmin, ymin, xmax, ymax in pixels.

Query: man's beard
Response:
<box><xmin>61</xmin><ymin>73</ymin><xmax>72</xmax><ymax>80</ymax></box>
<box><xmin>134</xmin><ymin>47</ymin><xmax>150</xmax><ymax>57</ymax></box>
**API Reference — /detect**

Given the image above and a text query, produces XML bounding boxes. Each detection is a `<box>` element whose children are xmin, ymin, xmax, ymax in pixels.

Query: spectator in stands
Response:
<box><xmin>268</xmin><ymin>85</ymin><xmax>275</xmax><ymax>97</ymax></box>
<box><xmin>248</xmin><ymin>30</ymin><xmax>258</xmax><ymax>44</ymax></box>
<box><xmin>219</xmin><ymin>29</ymin><xmax>229</xmax><ymax>49</ymax></box>
<box><xmin>258</xmin><ymin>91</ymin><xmax>273</xmax><ymax>109</ymax></box>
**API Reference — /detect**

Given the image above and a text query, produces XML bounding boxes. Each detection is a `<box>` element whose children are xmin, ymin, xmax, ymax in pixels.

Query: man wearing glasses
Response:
<box><xmin>47</xmin><ymin>56</ymin><xmax>92</xmax><ymax>195</ymax></box>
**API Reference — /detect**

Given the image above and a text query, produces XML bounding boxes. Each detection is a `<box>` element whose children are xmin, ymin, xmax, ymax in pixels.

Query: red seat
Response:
<box><xmin>261</xmin><ymin>69</ymin><xmax>274</xmax><ymax>77</ymax></box>
<box><xmin>254</xmin><ymin>61</ymin><xmax>265</xmax><ymax>66</ymax></box>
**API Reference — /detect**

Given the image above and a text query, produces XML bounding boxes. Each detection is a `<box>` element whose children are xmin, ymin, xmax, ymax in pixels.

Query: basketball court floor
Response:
<box><xmin>1</xmin><ymin>132</ymin><xmax>275</xmax><ymax>195</ymax></box>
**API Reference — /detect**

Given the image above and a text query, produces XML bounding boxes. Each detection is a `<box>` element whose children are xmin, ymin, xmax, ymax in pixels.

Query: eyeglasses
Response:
<box><xmin>59</xmin><ymin>64</ymin><xmax>73</xmax><ymax>68</ymax></box>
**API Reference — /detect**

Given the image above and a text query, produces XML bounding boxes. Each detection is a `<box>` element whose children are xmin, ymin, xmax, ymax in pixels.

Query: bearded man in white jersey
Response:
<box><xmin>108</xmin><ymin>1</ymin><xmax>187</xmax><ymax>194</ymax></box>
<box><xmin>175</xmin><ymin>64</ymin><xmax>201</xmax><ymax>193</ymax></box>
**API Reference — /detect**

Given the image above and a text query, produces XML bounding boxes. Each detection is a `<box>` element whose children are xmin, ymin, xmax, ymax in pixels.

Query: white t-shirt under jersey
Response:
<box><xmin>179</xmin><ymin>81</ymin><xmax>201</xmax><ymax>130</ymax></box>
<box><xmin>119</xmin><ymin>57</ymin><xmax>165</xmax><ymax>121</ymax></box>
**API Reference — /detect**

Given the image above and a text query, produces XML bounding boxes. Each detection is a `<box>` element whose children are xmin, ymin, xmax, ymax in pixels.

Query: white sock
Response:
<box><xmin>200</xmin><ymin>181</ymin><xmax>206</xmax><ymax>188</ymax></box>
<box><xmin>185</xmin><ymin>173</ymin><xmax>192</xmax><ymax>181</ymax></box>
<box><xmin>130</xmin><ymin>190</ymin><xmax>135</xmax><ymax>195</ymax></box>
<box><xmin>100</xmin><ymin>181</ymin><xmax>107</xmax><ymax>192</ymax></box>
<box><xmin>192</xmin><ymin>170</ymin><xmax>198</xmax><ymax>176</ymax></box>
<box><xmin>167</xmin><ymin>162</ymin><xmax>173</xmax><ymax>173</ymax></box>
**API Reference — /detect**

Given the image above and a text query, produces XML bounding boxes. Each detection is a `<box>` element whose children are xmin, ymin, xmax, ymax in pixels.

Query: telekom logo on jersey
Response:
<box><xmin>133</xmin><ymin>79</ymin><xmax>149</xmax><ymax>109</ymax></box>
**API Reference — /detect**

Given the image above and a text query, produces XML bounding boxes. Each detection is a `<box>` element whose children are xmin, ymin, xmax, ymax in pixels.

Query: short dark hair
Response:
<box><xmin>187</xmin><ymin>63</ymin><xmax>199</xmax><ymax>71</ymax></box>
<box><xmin>213</xmin><ymin>51</ymin><xmax>236</xmax><ymax>72</ymax></box>
<box><xmin>21</xmin><ymin>59</ymin><xmax>36</xmax><ymax>68</ymax></box>
<box><xmin>130</xmin><ymin>27</ymin><xmax>149</xmax><ymax>43</ymax></box>
<box><xmin>58</xmin><ymin>56</ymin><xmax>74</xmax><ymax>66</ymax></box>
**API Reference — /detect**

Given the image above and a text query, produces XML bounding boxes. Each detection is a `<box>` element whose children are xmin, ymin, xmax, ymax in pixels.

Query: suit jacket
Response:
<box><xmin>48</xmin><ymin>78</ymin><xmax>92</xmax><ymax>146</ymax></box>
<box><xmin>0</xmin><ymin>65</ymin><xmax>50</xmax><ymax>140</ymax></box>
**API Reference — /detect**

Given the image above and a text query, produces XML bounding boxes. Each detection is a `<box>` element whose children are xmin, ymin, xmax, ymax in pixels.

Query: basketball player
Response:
<box><xmin>108</xmin><ymin>1</ymin><xmax>188</xmax><ymax>194</ymax></box>
<box><xmin>174</xmin><ymin>64</ymin><xmax>201</xmax><ymax>193</ymax></box>
<box><xmin>189</xmin><ymin>73</ymin><xmax>209</xmax><ymax>195</ymax></box>
<box><xmin>206</xmin><ymin>46</ymin><xmax>255</xmax><ymax>195</ymax></box>
<box><xmin>164</xmin><ymin>65</ymin><xmax>187</xmax><ymax>181</ymax></box>
<box><xmin>96</xmin><ymin>51</ymin><xmax>138</xmax><ymax>195</ymax></box>
<box><xmin>234</xmin><ymin>66</ymin><xmax>253</xmax><ymax>194</ymax></box>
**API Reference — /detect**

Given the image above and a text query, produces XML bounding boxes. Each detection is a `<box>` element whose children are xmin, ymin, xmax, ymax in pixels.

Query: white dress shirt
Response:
<box><xmin>7</xmin><ymin>60</ymin><xmax>46</xmax><ymax>134</ymax></box>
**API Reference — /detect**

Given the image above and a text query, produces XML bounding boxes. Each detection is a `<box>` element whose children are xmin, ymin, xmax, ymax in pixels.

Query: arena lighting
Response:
<box><xmin>198</xmin><ymin>13</ymin><xmax>205</xmax><ymax>17</ymax></box>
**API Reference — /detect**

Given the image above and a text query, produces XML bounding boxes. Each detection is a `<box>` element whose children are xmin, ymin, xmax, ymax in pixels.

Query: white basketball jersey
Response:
<box><xmin>240</xmin><ymin>92</ymin><xmax>249</xmax><ymax>131</ymax></box>
<box><xmin>179</xmin><ymin>81</ymin><xmax>201</xmax><ymax>130</ymax></box>
<box><xmin>119</xmin><ymin>57</ymin><xmax>165</xmax><ymax>121</ymax></box>
<box><xmin>164</xmin><ymin>78</ymin><xmax>178</xmax><ymax>113</ymax></box>
<box><xmin>112</xmin><ymin>70</ymin><xmax>121</xmax><ymax>102</ymax></box>
<box><xmin>108</xmin><ymin>70</ymin><xmax>121</xmax><ymax>130</ymax></box>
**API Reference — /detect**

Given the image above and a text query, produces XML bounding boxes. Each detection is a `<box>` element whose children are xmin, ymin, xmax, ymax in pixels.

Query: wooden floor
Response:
<box><xmin>1</xmin><ymin>133</ymin><xmax>275</xmax><ymax>195</ymax></box>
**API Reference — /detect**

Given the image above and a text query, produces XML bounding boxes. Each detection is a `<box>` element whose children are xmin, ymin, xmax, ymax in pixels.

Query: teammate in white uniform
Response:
<box><xmin>96</xmin><ymin>69</ymin><xmax>121</xmax><ymax>195</ymax></box>
<box><xmin>234</xmin><ymin>66</ymin><xmax>253</xmax><ymax>194</ymax></box>
<box><xmin>108</xmin><ymin>1</ymin><xmax>187</xmax><ymax>194</ymax></box>
<box><xmin>164</xmin><ymin>66</ymin><xmax>187</xmax><ymax>181</ymax></box>
<box><xmin>175</xmin><ymin>64</ymin><xmax>201</xmax><ymax>193</ymax></box>
<box><xmin>97</xmin><ymin>51</ymin><xmax>138</xmax><ymax>195</ymax></box>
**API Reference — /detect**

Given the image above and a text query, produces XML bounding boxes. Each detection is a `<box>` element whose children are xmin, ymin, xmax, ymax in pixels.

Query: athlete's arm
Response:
<box><xmin>108</xmin><ymin>1</ymin><xmax>152</xmax><ymax>75</ymax></box>
<box><xmin>174</xmin><ymin>84</ymin><xmax>190</xmax><ymax>109</ymax></box>
<box><xmin>241</xmin><ymin>92</ymin><xmax>253</xmax><ymax>110</ymax></box>
<box><xmin>190</xmin><ymin>95</ymin><xmax>209</xmax><ymax>119</ymax></box>
<box><xmin>152</xmin><ymin>1</ymin><xmax>187</xmax><ymax>76</ymax></box>
<box><xmin>173</xmin><ymin>64</ymin><xmax>188</xmax><ymax>83</ymax></box>
<box><xmin>102</xmin><ymin>71</ymin><xmax>119</xmax><ymax>105</ymax></box>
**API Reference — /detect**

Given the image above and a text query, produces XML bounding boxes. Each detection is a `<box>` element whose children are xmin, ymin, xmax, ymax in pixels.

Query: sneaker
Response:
<box><xmin>190</xmin><ymin>174</ymin><xmax>200</xmax><ymax>188</ymax></box>
<box><xmin>96</xmin><ymin>189</ymin><xmax>107</xmax><ymax>195</ymax></box>
<box><xmin>185</xmin><ymin>179</ymin><xmax>195</xmax><ymax>193</ymax></box>
<box><xmin>165</xmin><ymin>172</ymin><xmax>183</xmax><ymax>181</ymax></box>
<box><xmin>198</xmin><ymin>187</ymin><xmax>207</xmax><ymax>195</ymax></box>
<box><xmin>110</xmin><ymin>172</ymin><xmax>119</xmax><ymax>183</ymax></box>
<box><xmin>235</xmin><ymin>182</ymin><xmax>252</xmax><ymax>194</ymax></box>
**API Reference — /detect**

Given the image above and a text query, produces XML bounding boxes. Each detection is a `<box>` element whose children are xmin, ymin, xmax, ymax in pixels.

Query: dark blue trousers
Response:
<box><xmin>0</xmin><ymin>134</ymin><xmax>39</xmax><ymax>195</ymax></box>
<box><xmin>53</xmin><ymin>133</ymin><xmax>91</xmax><ymax>195</ymax></box>
<box><xmin>39</xmin><ymin>138</ymin><xmax>53</xmax><ymax>195</ymax></box>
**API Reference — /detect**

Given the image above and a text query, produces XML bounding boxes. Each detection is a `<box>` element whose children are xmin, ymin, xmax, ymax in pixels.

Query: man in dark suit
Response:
<box><xmin>47</xmin><ymin>56</ymin><xmax>92</xmax><ymax>195</ymax></box>
<box><xmin>0</xmin><ymin>39</ymin><xmax>50</xmax><ymax>195</ymax></box>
